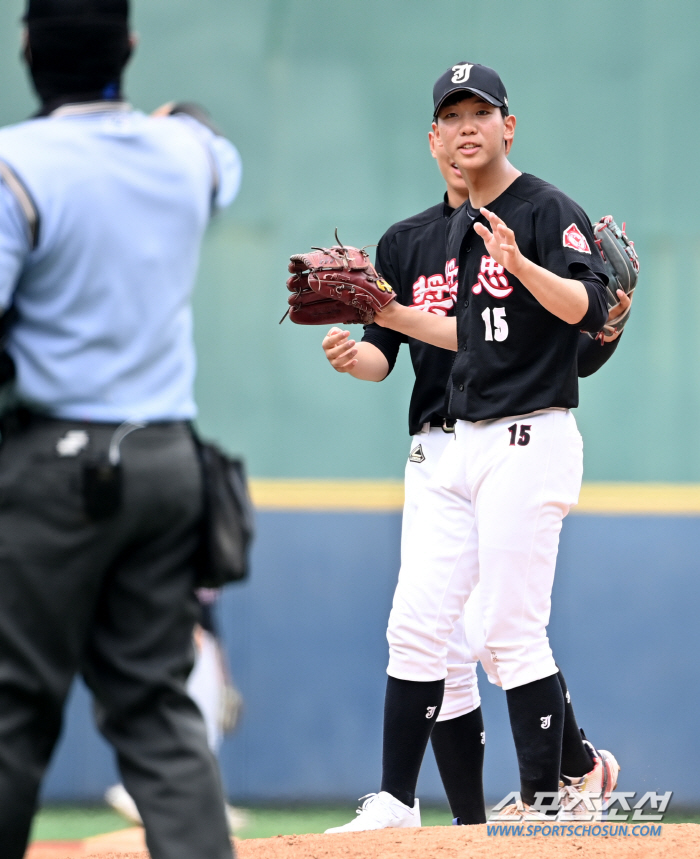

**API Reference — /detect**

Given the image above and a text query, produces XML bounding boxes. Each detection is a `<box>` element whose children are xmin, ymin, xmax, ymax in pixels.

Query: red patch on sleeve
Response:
<box><xmin>563</xmin><ymin>223</ymin><xmax>591</xmax><ymax>254</ymax></box>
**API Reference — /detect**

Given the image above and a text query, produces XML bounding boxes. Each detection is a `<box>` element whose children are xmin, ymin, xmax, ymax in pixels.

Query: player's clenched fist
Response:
<box><xmin>322</xmin><ymin>327</ymin><xmax>358</xmax><ymax>372</ymax></box>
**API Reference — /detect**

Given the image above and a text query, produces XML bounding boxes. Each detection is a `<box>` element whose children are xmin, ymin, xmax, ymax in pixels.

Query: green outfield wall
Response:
<box><xmin>1</xmin><ymin>0</ymin><xmax>697</xmax><ymax>480</ymax></box>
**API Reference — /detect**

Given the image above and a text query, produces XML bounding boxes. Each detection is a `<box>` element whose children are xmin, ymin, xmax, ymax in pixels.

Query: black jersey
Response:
<box><xmin>362</xmin><ymin>200</ymin><xmax>459</xmax><ymax>436</ymax></box>
<box><xmin>364</xmin><ymin>194</ymin><xmax>619</xmax><ymax>436</ymax></box>
<box><xmin>446</xmin><ymin>173</ymin><xmax>609</xmax><ymax>422</ymax></box>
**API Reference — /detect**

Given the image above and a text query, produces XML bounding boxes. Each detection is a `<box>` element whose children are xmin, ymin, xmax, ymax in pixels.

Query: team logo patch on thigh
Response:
<box><xmin>409</xmin><ymin>444</ymin><xmax>425</xmax><ymax>463</ymax></box>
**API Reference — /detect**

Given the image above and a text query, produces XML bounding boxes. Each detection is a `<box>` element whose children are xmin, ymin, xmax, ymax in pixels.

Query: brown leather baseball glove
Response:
<box><xmin>283</xmin><ymin>236</ymin><xmax>396</xmax><ymax>325</ymax></box>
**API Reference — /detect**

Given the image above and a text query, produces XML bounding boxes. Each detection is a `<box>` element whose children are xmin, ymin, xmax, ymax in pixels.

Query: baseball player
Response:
<box><xmin>105</xmin><ymin>590</ymin><xmax>246</xmax><ymax>831</ymax></box>
<box><xmin>0</xmin><ymin>3</ymin><xmax>241</xmax><ymax>857</ymax></box>
<box><xmin>326</xmin><ymin>62</ymin><xmax>623</xmax><ymax>830</ymax></box>
<box><xmin>322</xmin><ymin>117</ymin><xmax>628</xmax><ymax>828</ymax></box>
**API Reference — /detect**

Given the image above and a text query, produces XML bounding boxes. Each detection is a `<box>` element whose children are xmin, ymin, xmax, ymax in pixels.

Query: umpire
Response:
<box><xmin>0</xmin><ymin>2</ymin><xmax>241</xmax><ymax>857</ymax></box>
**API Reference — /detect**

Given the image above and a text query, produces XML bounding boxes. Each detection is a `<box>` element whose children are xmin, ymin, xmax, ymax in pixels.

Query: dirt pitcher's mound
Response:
<box><xmin>28</xmin><ymin>827</ymin><xmax>148</xmax><ymax>859</ymax></box>
<box><xmin>28</xmin><ymin>824</ymin><xmax>700</xmax><ymax>859</ymax></box>
<box><xmin>236</xmin><ymin>823</ymin><xmax>700</xmax><ymax>859</ymax></box>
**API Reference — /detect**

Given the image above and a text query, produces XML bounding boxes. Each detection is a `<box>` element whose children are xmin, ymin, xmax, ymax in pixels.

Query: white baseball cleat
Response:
<box><xmin>325</xmin><ymin>792</ymin><xmax>421</xmax><ymax>833</ymax></box>
<box><xmin>105</xmin><ymin>783</ymin><xmax>142</xmax><ymax>825</ymax></box>
<box><xmin>225</xmin><ymin>804</ymin><xmax>251</xmax><ymax>833</ymax></box>
<box><xmin>560</xmin><ymin>739</ymin><xmax>620</xmax><ymax>817</ymax></box>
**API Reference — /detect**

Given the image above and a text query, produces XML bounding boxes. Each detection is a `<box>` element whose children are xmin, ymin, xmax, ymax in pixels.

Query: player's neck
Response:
<box><xmin>460</xmin><ymin>157</ymin><xmax>521</xmax><ymax>210</ymax></box>
<box><xmin>446</xmin><ymin>187</ymin><xmax>469</xmax><ymax>209</ymax></box>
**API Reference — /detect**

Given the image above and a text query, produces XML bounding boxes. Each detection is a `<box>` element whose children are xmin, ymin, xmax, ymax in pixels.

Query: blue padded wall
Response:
<box><xmin>42</xmin><ymin>511</ymin><xmax>700</xmax><ymax>808</ymax></box>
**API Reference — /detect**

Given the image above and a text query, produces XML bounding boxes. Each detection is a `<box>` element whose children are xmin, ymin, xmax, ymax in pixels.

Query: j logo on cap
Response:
<box><xmin>451</xmin><ymin>63</ymin><xmax>474</xmax><ymax>84</ymax></box>
<box><xmin>433</xmin><ymin>62</ymin><xmax>508</xmax><ymax>118</ymax></box>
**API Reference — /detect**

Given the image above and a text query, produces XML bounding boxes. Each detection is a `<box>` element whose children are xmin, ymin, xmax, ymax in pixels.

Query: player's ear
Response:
<box><xmin>128</xmin><ymin>32</ymin><xmax>139</xmax><ymax>61</ymax></box>
<box><xmin>429</xmin><ymin>129</ymin><xmax>438</xmax><ymax>159</ymax></box>
<box><xmin>21</xmin><ymin>26</ymin><xmax>31</xmax><ymax>64</ymax></box>
<box><xmin>503</xmin><ymin>114</ymin><xmax>516</xmax><ymax>153</ymax></box>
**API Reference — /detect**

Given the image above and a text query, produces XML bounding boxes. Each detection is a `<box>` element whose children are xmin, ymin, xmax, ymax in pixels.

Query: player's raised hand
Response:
<box><xmin>322</xmin><ymin>327</ymin><xmax>358</xmax><ymax>372</ymax></box>
<box><xmin>151</xmin><ymin>102</ymin><xmax>176</xmax><ymax>117</ymax></box>
<box><xmin>474</xmin><ymin>208</ymin><xmax>525</xmax><ymax>276</ymax></box>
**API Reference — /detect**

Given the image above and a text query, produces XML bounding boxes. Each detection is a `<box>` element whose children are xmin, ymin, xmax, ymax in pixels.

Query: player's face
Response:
<box><xmin>435</xmin><ymin>96</ymin><xmax>515</xmax><ymax>175</ymax></box>
<box><xmin>428</xmin><ymin>129</ymin><xmax>469</xmax><ymax>204</ymax></box>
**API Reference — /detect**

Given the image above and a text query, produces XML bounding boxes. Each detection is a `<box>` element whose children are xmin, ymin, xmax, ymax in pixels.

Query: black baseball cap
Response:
<box><xmin>433</xmin><ymin>62</ymin><xmax>508</xmax><ymax>118</ymax></box>
<box><xmin>25</xmin><ymin>0</ymin><xmax>129</xmax><ymax>20</ymax></box>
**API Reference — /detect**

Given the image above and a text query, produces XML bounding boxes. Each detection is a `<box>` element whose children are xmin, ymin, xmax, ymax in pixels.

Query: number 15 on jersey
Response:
<box><xmin>481</xmin><ymin>307</ymin><xmax>508</xmax><ymax>341</ymax></box>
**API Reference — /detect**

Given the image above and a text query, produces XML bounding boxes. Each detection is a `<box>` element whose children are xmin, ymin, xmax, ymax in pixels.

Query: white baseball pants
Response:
<box><xmin>401</xmin><ymin>425</ymin><xmax>481</xmax><ymax>721</ymax></box>
<box><xmin>389</xmin><ymin>409</ymin><xmax>583</xmax><ymax>692</ymax></box>
<box><xmin>188</xmin><ymin>627</ymin><xmax>225</xmax><ymax>752</ymax></box>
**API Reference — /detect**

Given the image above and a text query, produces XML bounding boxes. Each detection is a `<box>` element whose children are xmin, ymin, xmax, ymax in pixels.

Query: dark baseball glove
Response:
<box><xmin>282</xmin><ymin>234</ymin><xmax>396</xmax><ymax>325</ymax></box>
<box><xmin>593</xmin><ymin>216</ymin><xmax>639</xmax><ymax>335</ymax></box>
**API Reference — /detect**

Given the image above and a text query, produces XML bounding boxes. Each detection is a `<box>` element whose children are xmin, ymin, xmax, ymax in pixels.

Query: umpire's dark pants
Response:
<box><xmin>0</xmin><ymin>418</ymin><xmax>233</xmax><ymax>859</ymax></box>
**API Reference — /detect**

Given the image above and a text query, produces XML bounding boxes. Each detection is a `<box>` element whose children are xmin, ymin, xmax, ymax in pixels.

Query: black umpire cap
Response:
<box><xmin>24</xmin><ymin>0</ymin><xmax>132</xmax><ymax>105</ymax></box>
<box><xmin>25</xmin><ymin>0</ymin><xmax>129</xmax><ymax>20</ymax></box>
<box><xmin>433</xmin><ymin>63</ymin><xmax>508</xmax><ymax>118</ymax></box>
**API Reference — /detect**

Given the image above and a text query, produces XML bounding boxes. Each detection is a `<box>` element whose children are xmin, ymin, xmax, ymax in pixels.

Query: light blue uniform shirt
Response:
<box><xmin>0</xmin><ymin>103</ymin><xmax>241</xmax><ymax>422</ymax></box>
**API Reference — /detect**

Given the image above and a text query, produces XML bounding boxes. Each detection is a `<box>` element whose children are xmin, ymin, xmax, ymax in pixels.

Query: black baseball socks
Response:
<box><xmin>557</xmin><ymin>669</ymin><xmax>595</xmax><ymax>777</ymax></box>
<box><xmin>505</xmin><ymin>673</ymin><xmax>565</xmax><ymax>809</ymax></box>
<box><xmin>430</xmin><ymin>706</ymin><xmax>486</xmax><ymax>824</ymax></box>
<box><xmin>380</xmin><ymin>676</ymin><xmax>444</xmax><ymax>808</ymax></box>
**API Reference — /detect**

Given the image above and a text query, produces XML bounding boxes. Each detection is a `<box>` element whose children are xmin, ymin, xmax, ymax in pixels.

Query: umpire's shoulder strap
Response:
<box><xmin>0</xmin><ymin>159</ymin><xmax>40</xmax><ymax>250</ymax></box>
